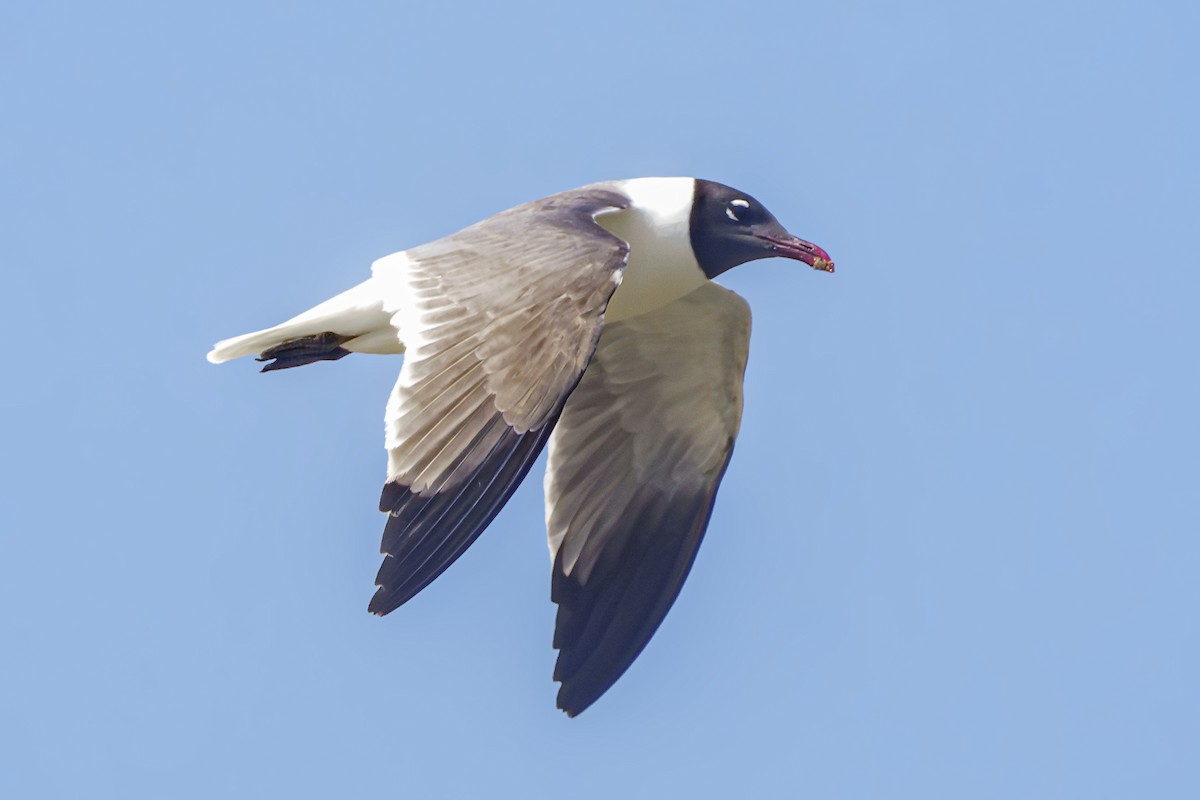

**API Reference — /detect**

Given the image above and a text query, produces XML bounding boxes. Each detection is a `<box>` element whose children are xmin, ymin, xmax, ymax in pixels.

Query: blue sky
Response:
<box><xmin>3</xmin><ymin>1</ymin><xmax>1198</xmax><ymax>797</ymax></box>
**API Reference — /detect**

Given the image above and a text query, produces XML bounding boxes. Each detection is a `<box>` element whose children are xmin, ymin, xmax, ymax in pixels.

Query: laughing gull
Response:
<box><xmin>208</xmin><ymin>177</ymin><xmax>833</xmax><ymax>716</ymax></box>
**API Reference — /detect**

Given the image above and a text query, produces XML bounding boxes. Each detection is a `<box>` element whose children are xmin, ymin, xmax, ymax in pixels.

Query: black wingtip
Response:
<box><xmin>555</xmin><ymin>690</ymin><xmax>590</xmax><ymax>718</ymax></box>
<box><xmin>554</xmin><ymin>660</ymin><xmax>613</xmax><ymax>718</ymax></box>
<box><xmin>369</xmin><ymin>418</ymin><xmax>561</xmax><ymax>618</ymax></box>
<box><xmin>548</xmin><ymin>476</ymin><xmax>728</xmax><ymax>719</ymax></box>
<box><xmin>366</xmin><ymin>588</ymin><xmax>392</xmax><ymax>616</ymax></box>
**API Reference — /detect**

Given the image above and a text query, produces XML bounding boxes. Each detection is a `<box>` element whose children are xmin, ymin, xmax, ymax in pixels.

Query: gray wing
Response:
<box><xmin>368</xmin><ymin>187</ymin><xmax>631</xmax><ymax>616</ymax></box>
<box><xmin>543</xmin><ymin>282</ymin><xmax>752</xmax><ymax>716</ymax></box>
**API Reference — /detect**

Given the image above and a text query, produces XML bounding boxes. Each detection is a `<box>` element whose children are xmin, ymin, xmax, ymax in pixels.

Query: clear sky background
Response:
<box><xmin>3</xmin><ymin>1</ymin><xmax>1197</xmax><ymax>797</ymax></box>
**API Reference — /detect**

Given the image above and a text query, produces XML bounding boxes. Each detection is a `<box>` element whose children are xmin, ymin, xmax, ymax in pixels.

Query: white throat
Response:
<box><xmin>597</xmin><ymin>177</ymin><xmax>708</xmax><ymax>323</ymax></box>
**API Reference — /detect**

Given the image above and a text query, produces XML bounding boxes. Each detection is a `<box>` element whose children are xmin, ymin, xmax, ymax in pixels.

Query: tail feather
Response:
<box><xmin>207</xmin><ymin>278</ymin><xmax>395</xmax><ymax>364</ymax></box>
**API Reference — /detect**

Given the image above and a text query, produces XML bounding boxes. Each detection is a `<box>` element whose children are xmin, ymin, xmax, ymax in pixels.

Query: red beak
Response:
<box><xmin>759</xmin><ymin>234</ymin><xmax>835</xmax><ymax>272</ymax></box>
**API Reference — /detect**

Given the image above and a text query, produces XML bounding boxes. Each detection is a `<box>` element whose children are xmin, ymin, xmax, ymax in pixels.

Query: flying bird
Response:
<box><xmin>207</xmin><ymin>177</ymin><xmax>833</xmax><ymax>716</ymax></box>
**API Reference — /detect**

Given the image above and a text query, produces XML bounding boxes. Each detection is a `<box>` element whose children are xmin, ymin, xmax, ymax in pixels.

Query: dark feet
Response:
<box><xmin>257</xmin><ymin>332</ymin><xmax>354</xmax><ymax>372</ymax></box>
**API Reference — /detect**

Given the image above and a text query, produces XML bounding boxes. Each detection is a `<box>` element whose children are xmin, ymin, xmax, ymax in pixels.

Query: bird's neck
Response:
<box><xmin>598</xmin><ymin>178</ymin><xmax>708</xmax><ymax>323</ymax></box>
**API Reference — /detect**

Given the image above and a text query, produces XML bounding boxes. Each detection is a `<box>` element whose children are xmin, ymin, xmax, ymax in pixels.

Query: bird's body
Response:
<box><xmin>208</xmin><ymin>177</ymin><xmax>832</xmax><ymax>715</ymax></box>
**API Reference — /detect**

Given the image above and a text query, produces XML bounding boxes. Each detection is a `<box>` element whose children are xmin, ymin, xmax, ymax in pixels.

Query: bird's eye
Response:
<box><xmin>726</xmin><ymin>198</ymin><xmax>751</xmax><ymax>222</ymax></box>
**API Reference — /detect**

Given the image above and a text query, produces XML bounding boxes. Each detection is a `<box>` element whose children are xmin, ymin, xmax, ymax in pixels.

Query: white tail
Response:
<box><xmin>207</xmin><ymin>278</ymin><xmax>398</xmax><ymax>363</ymax></box>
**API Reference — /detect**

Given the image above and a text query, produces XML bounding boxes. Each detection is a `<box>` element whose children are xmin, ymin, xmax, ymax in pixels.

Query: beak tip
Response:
<box><xmin>758</xmin><ymin>233</ymin><xmax>834</xmax><ymax>272</ymax></box>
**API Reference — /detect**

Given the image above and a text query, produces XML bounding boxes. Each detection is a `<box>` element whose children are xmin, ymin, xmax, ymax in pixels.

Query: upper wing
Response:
<box><xmin>368</xmin><ymin>187</ymin><xmax>631</xmax><ymax>616</ymax></box>
<box><xmin>544</xmin><ymin>282</ymin><xmax>752</xmax><ymax>716</ymax></box>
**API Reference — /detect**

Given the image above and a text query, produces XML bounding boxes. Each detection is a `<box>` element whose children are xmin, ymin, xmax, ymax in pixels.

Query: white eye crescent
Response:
<box><xmin>727</xmin><ymin>198</ymin><xmax>750</xmax><ymax>221</ymax></box>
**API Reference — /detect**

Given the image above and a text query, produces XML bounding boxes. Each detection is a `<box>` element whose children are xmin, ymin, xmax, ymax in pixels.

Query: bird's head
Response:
<box><xmin>689</xmin><ymin>179</ymin><xmax>834</xmax><ymax>279</ymax></box>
